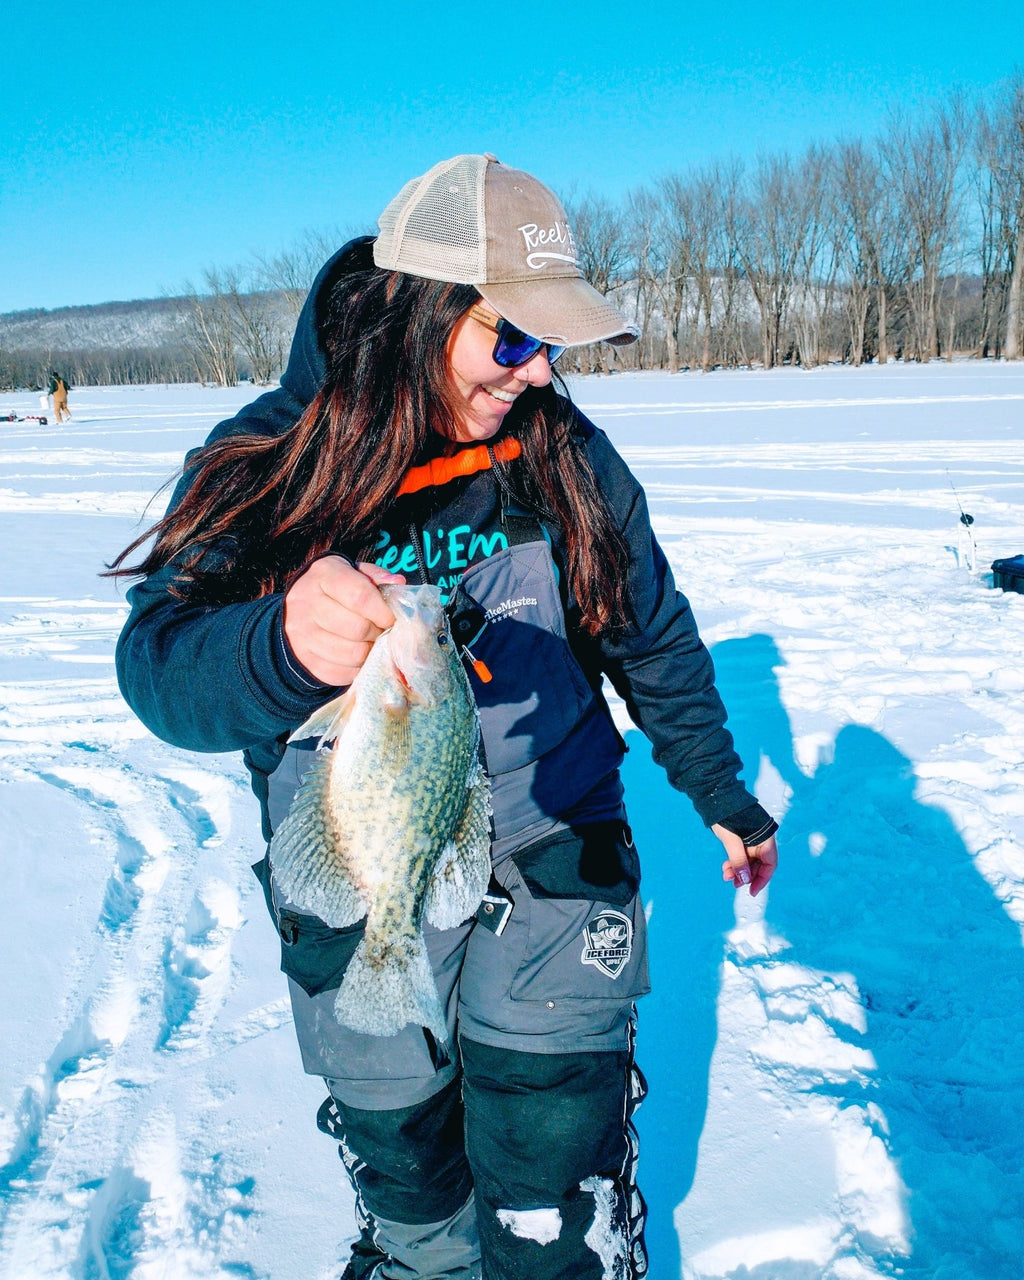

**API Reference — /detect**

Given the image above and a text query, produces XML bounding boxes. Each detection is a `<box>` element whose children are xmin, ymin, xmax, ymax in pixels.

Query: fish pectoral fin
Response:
<box><xmin>424</xmin><ymin>765</ymin><xmax>492</xmax><ymax>931</ymax></box>
<box><xmin>288</xmin><ymin>689</ymin><xmax>356</xmax><ymax>747</ymax></box>
<box><xmin>269</xmin><ymin>752</ymin><xmax>366</xmax><ymax>928</ymax></box>
<box><xmin>380</xmin><ymin>682</ymin><xmax>412</xmax><ymax>719</ymax></box>
<box><xmin>376</xmin><ymin>695</ymin><xmax>414</xmax><ymax>768</ymax></box>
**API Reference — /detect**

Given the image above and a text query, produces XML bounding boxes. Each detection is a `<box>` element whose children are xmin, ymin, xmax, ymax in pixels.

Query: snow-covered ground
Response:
<box><xmin>1</xmin><ymin>364</ymin><xmax>1022</xmax><ymax>1280</ymax></box>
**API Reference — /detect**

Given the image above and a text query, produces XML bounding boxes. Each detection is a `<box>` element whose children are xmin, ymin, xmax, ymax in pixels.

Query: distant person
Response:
<box><xmin>49</xmin><ymin>371</ymin><xmax>71</xmax><ymax>423</ymax></box>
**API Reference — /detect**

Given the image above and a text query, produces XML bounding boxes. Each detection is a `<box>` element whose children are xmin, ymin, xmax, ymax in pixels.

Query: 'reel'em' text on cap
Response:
<box><xmin>373</xmin><ymin>154</ymin><xmax>638</xmax><ymax>349</ymax></box>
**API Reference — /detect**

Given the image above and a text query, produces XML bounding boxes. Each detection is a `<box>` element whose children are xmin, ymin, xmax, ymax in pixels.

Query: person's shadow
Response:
<box><xmin>766</xmin><ymin>723</ymin><xmax>1024</xmax><ymax>1277</ymax></box>
<box><xmin>626</xmin><ymin>633</ymin><xmax>802</xmax><ymax>1278</ymax></box>
<box><xmin>628</xmin><ymin>632</ymin><xmax>1024</xmax><ymax>1278</ymax></box>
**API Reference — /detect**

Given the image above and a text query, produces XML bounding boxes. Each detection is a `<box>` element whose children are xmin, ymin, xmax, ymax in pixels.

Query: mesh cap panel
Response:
<box><xmin>373</xmin><ymin>154</ymin><xmax>638</xmax><ymax>346</ymax></box>
<box><xmin>375</xmin><ymin>155</ymin><xmax>487</xmax><ymax>283</ymax></box>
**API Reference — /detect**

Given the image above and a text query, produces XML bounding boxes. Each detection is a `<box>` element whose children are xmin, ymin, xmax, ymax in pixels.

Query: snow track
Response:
<box><xmin>0</xmin><ymin>687</ymin><xmax>250</xmax><ymax>1278</ymax></box>
<box><xmin>0</xmin><ymin>674</ymin><xmax>336</xmax><ymax>1279</ymax></box>
<box><xmin>1</xmin><ymin>386</ymin><xmax>350</xmax><ymax>1280</ymax></box>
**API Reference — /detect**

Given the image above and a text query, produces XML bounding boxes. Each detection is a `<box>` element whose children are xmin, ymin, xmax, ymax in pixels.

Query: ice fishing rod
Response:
<box><xmin>947</xmin><ymin>470</ymin><xmax>976</xmax><ymax>570</ymax></box>
<box><xmin>946</xmin><ymin>471</ymin><xmax>974</xmax><ymax>529</ymax></box>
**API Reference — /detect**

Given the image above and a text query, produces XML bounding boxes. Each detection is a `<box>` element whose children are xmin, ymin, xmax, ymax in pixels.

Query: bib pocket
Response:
<box><xmin>458</xmin><ymin>823</ymin><xmax>650</xmax><ymax>1048</ymax></box>
<box><xmin>509</xmin><ymin>824</ymin><xmax>649</xmax><ymax>1005</ymax></box>
<box><xmin>251</xmin><ymin>852</ymin><xmax>364</xmax><ymax>997</ymax></box>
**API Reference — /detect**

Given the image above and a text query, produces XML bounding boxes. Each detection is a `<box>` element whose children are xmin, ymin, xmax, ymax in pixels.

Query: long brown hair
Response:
<box><xmin>109</xmin><ymin>242</ymin><xmax>630</xmax><ymax>634</ymax></box>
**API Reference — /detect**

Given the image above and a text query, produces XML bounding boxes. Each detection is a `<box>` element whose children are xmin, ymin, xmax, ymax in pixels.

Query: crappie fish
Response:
<box><xmin>269</xmin><ymin>584</ymin><xmax>491</xmax><ymax>1041</ymax></box>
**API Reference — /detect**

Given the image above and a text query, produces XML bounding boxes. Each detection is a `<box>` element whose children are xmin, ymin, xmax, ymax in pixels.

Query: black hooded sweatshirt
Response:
<box><xmin>115</xmin><ymin>239</ymin><xmax>774</xmax><ymax>846</ymax></box>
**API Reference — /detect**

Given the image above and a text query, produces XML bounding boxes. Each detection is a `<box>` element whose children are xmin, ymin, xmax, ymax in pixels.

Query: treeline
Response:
<box><xmin>573</xmin><ymin>78</ymin><xmax>1024</xmax><ymax>373</ymax></box>
<box><xmin>0</xmin><ymin>237</ymin><xmax>339</xmax><ymax>391</ymax></box>
<box><xmin>2</xmin><ymin>80</ymin><xmax>1021</xmax><ymax>387</ymax></box>
<box><xmin>0</xmin><ymin>345</ymin><xmax>195</xmax><ymax>388</ymax></box>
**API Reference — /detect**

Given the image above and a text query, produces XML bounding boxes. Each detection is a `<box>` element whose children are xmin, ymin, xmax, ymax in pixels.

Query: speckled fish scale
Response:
<box><xmin>269</xmin><ymin>585</ymin><xmax>492</xmax><ymax>1040</ymax></box>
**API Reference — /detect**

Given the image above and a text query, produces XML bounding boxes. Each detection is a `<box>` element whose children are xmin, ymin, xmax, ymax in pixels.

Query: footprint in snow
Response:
<box><xmin>80</xmin><ymin>1118</ymin><xmax>259</xmax><ymax>1280</ymax></box>
<box><xmin>158</xmin><ymin>880</ymin><xmax>242</xmax><ymax>1051</ymax></box>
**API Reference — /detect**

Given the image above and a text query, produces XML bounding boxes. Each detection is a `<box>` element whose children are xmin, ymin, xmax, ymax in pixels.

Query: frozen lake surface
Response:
<box><xmin>2</xmin><ymin>362</ymin><xmax>1023</xmax><ymax>1279</ymax></box>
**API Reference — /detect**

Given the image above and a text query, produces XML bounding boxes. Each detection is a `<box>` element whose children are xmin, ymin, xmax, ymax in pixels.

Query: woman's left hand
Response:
<box><xmin>712</xmin><ymin>823</ymin><xmax>778</xmax><ymax>897</ymax></box>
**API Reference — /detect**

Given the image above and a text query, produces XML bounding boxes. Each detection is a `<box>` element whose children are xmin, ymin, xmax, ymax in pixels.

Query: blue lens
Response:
<box><xmin>493</xmin><ymin>322</ymin><xmax>543</xmax><ymax>367</ymax></box>
<box><xmin>492</xmin><ymin>320</ymin><xmax>565</xmax><ymax>368</ymax></box>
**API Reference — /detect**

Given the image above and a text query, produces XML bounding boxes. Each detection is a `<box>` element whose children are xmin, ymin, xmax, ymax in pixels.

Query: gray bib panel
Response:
<box><xmin>265</xmin><ymin>540</ymin><xmax>623</xmax><ymax>859</ymax></box>
<box><xmin>449</xmin><ymin>540</ymin><xmax>623</xmax><ymax>845</ymax></box>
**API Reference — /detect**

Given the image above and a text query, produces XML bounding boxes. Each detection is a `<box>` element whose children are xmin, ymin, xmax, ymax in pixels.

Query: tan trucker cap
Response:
<box><xmin>373</xmin><ymin>154</ymin><xmax>638</xmax><ymax>348</ymax></box>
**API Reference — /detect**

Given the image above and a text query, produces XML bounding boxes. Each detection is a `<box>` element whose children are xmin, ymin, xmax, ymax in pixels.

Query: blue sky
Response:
<box><xmin>1</xmin><ymin>0</ymin><xmax>1020</xmax><ymax>312</ymax></box>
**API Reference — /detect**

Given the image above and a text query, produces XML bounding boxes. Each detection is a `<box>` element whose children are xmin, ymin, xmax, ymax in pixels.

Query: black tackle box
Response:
<box><xmin>991</xmin><ymin>554</ymin><xmax>1024</xmax><ymax>593</ymax></box>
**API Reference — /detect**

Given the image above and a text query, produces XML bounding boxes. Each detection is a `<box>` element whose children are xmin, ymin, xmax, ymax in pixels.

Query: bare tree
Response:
<box><xmin>221</xmin><ymin>267</ymin><xmax>288</xmax><ymax>384</ymax></box>
<box><xmin>882</xmin><ymin>102</ymin><xmax>967</xmax><ymax>360</ymax></box>
<box><xmin>1005</xmin><ymin>163</ymin><xmax>1024</xmax><ymax>356</ymax></box>
<box><xmin>253</xmin><ymin>226</ymin><xmax>358</xmax><ymax>316</ymax></box>
<box><xmin>835</xmin><ymin>142</ymin><xmax>876</xmax><ymax>365</ymax></box>
<box><xmin>623</xmin><ymin>188</ymin><xmax>662</xmax><ymax>368</ymax></box>
<box><xmin>974</xmin><ymin>104</ymin><xmax>1008</xmax><ymax>356</ymax></box>
<box><xmin>629</xmin><ymin>183</ymin><xmax>690</xmax><ymax>373</ymax></box>
<box><xmin>178</xmin><ymin>266</ymin><xmax>291</xmax><ymax>386</ymax></box>
<box><xmin>626</xmin><ymin>167</ymin><xmax>741</xmax><ymax>373</ymax></box>
<box><xmin>178</xmin><ymin>272</ymin><xmax>238</xmax><ymax>387</ymax></box>
<box><xmin>835</xmin><ymin>140</ymin><xmax>910</xmax><ymax>364</ymax></box>
<box><xmin>679</xmin><ymin>163</ymin><xmax>742</xmax><ymax>371</ymax></box>
<box><xmin>563</xmin><ymin>192</ymin><xmax>632</xmax><ymax>374</ymax></box>
<box><xmin>733</xmin><ymin>154</ymin><xmax>814</xmax><ymax>368</ymax></box>
<box><xmin>789</xmin><ymin>146</ymin><xmax>843</xmax><ymax>367</ymax></box>
<box><xmin>976</xmin><ymin>77</ymin><xmax>1024</xmax><ymax>358</ymax></box>
<box><xmin>712</xmin><ymin>165</ymin><xmax>751</xmax><ymax>367</ymax></box>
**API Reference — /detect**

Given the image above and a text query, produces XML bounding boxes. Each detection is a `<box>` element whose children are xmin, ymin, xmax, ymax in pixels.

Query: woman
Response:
<box><xmin>113</xmin><ymin>154</ymin><xmax>778</xmax><ymax>1280</ymax></box>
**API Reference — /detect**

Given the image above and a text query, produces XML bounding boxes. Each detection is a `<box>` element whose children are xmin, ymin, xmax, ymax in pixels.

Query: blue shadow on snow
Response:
<box><xmin>627</xmin><ymin>631</ymin><xmax>1024</xmax><ymax>1278</ymax></box>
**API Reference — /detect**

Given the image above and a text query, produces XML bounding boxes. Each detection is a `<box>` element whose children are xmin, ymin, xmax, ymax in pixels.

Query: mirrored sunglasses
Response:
<box><xmin>470</xmin><ymin>307</ymin><xmax>566</xmax><ymax>369</ymax></box>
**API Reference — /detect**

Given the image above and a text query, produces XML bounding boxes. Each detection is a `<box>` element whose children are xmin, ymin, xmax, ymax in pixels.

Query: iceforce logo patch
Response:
<box><xmin>581</xmin><ymin>909</ymin><xmax>633</xmax><ymax>979</ymax></box>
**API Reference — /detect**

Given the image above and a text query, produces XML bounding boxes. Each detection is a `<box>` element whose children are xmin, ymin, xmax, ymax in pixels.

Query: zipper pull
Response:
<box><xmin>463</xmin><ymin>645</ymin><xmax>493</xmax><ymax>684</ymax></box>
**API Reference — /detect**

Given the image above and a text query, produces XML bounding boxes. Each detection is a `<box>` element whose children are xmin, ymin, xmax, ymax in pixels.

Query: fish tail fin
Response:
<box><xmin>334</xmin><ymin>932</ymin><xmax>447</xmax><ymax>1043</ymax></box>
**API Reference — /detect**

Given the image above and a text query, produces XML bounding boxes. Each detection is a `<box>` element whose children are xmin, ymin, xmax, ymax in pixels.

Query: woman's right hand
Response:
<box><xmin>283</xmin><ymin>556</ymin><xmax>406</xmax><ymax>687</ymax></box>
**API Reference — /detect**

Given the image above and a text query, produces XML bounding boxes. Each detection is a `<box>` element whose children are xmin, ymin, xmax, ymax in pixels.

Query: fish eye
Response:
<box><xmin>437</xmin><ymin>632</ymin><xmax>449</xmax><ymax>647</ymax></box>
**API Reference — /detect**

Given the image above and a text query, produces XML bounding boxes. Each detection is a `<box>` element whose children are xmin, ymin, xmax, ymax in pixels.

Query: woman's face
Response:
<box><xmin>445</xmin><ymin>305</ymin><xmax>553</xmax><ymax>443</ymax></box>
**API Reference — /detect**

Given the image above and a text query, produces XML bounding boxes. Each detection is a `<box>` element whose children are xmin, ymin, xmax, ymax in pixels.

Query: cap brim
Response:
<box><xmin>476</xmin><ymin>275</ymin><xmax>638</xmax><ymax>348</ymax></box>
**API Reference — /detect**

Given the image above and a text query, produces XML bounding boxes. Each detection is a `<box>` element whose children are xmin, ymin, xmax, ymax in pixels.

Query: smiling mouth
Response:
<box><xmin>483</xmin><ymin>386</ymin><xmax>517</xmax><ymax>404</ymax></box>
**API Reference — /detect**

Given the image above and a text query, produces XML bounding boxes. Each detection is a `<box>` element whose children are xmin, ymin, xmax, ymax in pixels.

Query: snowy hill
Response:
<box><xmin>0</xmin><ymin>297</ymin><xmax>194</xmax><ymax>352</ymax></box>
<box><xmin>0</xmin><ymin>291</ymin><xmax>296</xmax><ymax>387</ymax></box>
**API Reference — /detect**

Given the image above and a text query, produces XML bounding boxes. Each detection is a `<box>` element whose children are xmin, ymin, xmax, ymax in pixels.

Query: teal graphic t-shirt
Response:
<box><xmin>371</xmin><ymin>444</ymin><xmax>512</xmax><ymax>603</ymax></box>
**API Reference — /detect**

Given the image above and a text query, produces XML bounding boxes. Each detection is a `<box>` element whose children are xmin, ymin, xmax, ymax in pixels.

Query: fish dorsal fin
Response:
<box><xmin>289</xmin><ymin>689</ymin><xmax>356</xmax><ymax>747</ymax></box>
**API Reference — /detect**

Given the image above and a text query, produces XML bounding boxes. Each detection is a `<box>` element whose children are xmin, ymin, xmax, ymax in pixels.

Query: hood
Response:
<box><xmin>279</xmin><ymin>235</ymin><xmax>376</xmax><ymax>407</ymax></box>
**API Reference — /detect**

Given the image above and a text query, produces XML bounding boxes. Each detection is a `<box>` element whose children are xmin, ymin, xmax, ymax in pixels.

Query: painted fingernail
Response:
<box><xmin>734</xmin><ymin>867</ymin><xmax>751</xmax><ymax>887</ymax></box>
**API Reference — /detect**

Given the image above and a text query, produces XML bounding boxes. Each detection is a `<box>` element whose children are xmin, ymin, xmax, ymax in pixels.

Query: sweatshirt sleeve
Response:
<box><xmin>115</xmin><ymin>564</ymin><xmax>338</xmax><ymax>753</ymax></box>
<box><xmin>584</xmin><ymin>422</ymin><xmax>758</xmax><ymax>827</ymax></box>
